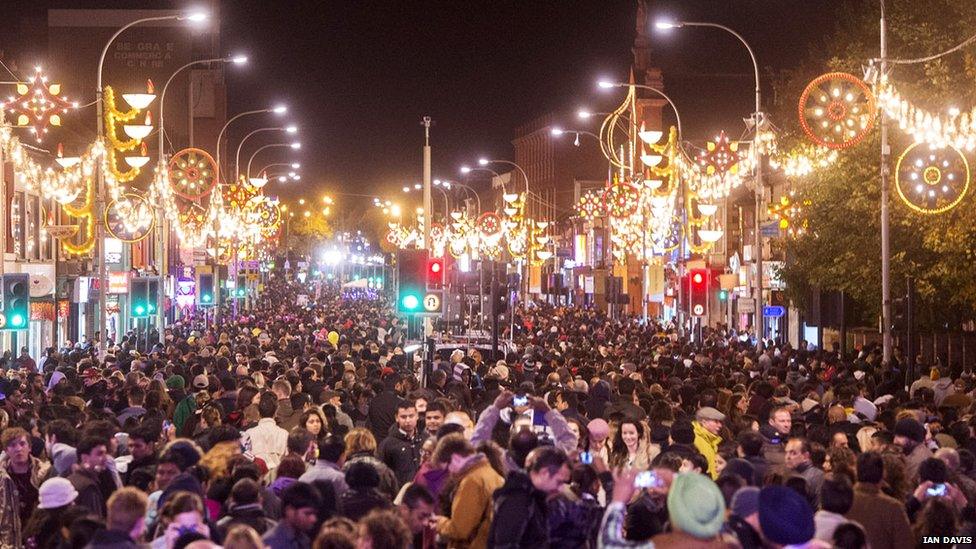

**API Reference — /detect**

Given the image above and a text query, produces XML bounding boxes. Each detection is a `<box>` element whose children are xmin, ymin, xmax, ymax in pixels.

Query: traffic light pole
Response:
<box><xmin>490</xmin><ymin>260</ymin><xmax>499</xmax><ymax>359</ymax></box>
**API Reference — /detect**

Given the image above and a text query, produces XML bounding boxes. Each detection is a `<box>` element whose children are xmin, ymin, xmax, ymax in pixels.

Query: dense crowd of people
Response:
<box><xmin>1</xmin><ymin>276</ymin><xmax>975</xmax><ymax>549</ymax></box>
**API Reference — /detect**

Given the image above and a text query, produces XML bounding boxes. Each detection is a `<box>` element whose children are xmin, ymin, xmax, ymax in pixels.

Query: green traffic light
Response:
<box><xmin>719</xmin><ymin>290</ymin><xmax>728</xmax><ymax>300</ymax></box>
<box><xmin>202</xmin><ymin>294</ymin><xmax>212</xmax><ymax>303</ymax></box>
<box><xmin>10</xmin><ymin>314</ymin><xmax>24</xmax><ymax>327</ymax></box>
<box><xmin>402</xmin><ymin>294</ymin><xmax>419</xmax><ymax>310</ymax></box>
<box><xmin>134</xmin><ymin>305</ymin><xmax>146</xmax><ymax>316</ymax></box>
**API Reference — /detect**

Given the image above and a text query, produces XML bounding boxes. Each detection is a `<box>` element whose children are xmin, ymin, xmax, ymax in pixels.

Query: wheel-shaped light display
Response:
<box><xmin>477</xmin><ymin>212</ymin><xmax>502</xmax><ymax>238</ymax></box>
<box><xmin>168</xmin><ymin>148</ymin><xmax>218</xmax><ymax>200</ymax></box>
<box><xmin>105</xmin><ymin>193</ymin><xmax>154</xmax><ymax>242</ymax></box>
<box><xmin>895</xmin><ymin>142</ymin><xmax>970</xmax><ymax>214</ymax></box>
<box><xmin>603</xmin><ymin>183</ymin><xmax>641</xmax><ymax>218</ymax></box>
<box><xmin>798</xmin><ymin>72</ymin><xmax>876</xmax><ymax>149</ymax></box>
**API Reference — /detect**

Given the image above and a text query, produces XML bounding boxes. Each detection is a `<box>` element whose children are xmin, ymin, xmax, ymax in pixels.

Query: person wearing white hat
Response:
<box><xmin>37</xmin><ymin>476</ymin><xmax>78</xmax><ymax>509</ymax></box>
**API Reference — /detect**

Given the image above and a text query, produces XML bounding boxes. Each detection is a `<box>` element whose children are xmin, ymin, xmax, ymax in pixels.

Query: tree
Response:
<box><xmin>288</xmin><ymin>211</ymin><xmax>333</xmax><ymax>258</ymax></box>
<box><xmin>771</xmin><ymin>0</ymin><xmax>976</xmax><ymax>330</ymax></box>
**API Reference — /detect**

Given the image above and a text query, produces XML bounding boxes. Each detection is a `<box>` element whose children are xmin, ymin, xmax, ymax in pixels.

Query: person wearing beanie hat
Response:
<box><xmin>37</xmin><ymin>477</ymin><xmax>78</xmax><ymax>509</ymax></box>
<box><xmin>655</xmin><ymin>473</ymin><xmax>728</xmax><ymax>545</ymax></box>
<box><xmin>165</xmin><ymin>375</ymin><xmax>185</xmax><ymax>390</ymax></box>
<box><xmin>893</xmin><ymin>417</ymin><xmax>933</xmax><ymax>483</ymax></box>
<box><xmin>758</xmin><ymin>485</ymin><xmax>816</xmax><ymax>548</ymax></box>
<box><xmin>587</xmin><ymin>418</ymin><xmax>611</xmax><ymax>462</ymax></box>
<box><xmin>726</xmin><ymin>486</ymin><xmax>763</xmax><ymax>549</ymax></box>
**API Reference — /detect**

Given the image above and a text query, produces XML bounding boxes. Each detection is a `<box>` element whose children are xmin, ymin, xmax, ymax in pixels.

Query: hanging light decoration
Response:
<box><xmin>798</xmin><ymin>72</ymin><xmax>876</xmax><ymax>149</ymax></box>
<box><xmin>169</xmin><ymin>148</ymin><xmax>218</xmax><ymax>199</ymax></box>
<box><xmin>0</xmin><ymin>67</ymin><xmax>78</xmax><ymax>142</ymax></box>
<box><xmin>876</xmin><ymin>74</ymin><xmax>976</xmax><ymax>150</ymax></box>
<box><xmin>894</xmin><ymin>142</ymin><xmax>970</xmax><ymax>214</ymax></box>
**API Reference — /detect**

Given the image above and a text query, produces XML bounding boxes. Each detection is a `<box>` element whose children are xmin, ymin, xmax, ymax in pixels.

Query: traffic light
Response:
<box><xmin>129</xmin><ymin>277</ymin><xmax>159</xmax><ymax>318</ymax></box>
<box><xmin>491</xmin><ymin>278</ymin><xmax>509</xmax><ymax>315</ymax></box>
<box><xmin>236</xmin><ymin>276</ymin><xmax>247</xmax><ymax>298</ymax></box>
<box><xmin>198</xmin><ymin>273</ymin><xmax>215</xmax><ymax>307</ymax></box>
<box><xmin>0</xmin><ymin>274</ymin><xmax>29</xmax><ymax>330</ymax></box>
<box><xmin>719</xmin><ymin>289</ymin><xmax>729</xmax><ymax>301</ymax></box>
<box><xmin>397</xmin><ymin>249</ymin><xmax>428</xmax><ymax>313</ymax></box>
<box><xmin>426</xmin><ymin>258</ymin><xmax>444</xmax><ymax>289</ymax></box>
<box><xmin>689</xmin><ymin>269</ymin><xmax>708</xmax><ymax>317</ymax></box>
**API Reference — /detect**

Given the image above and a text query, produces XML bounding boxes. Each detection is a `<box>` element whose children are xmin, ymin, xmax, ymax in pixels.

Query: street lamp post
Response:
<box><xmin>234</xmin><ymin>126</ymin><xmax>297</xmax><ymax>180</ymax></box>
<box><xmin>599</xmin><ymin>80</ymin><xmax>687</xmax><ymax>325</ymax></box>
<box><xmin>155</xmin><ymin>54</ymin><xmax>244</xmax><ymax>331</ymax></box>
<box><xmin>94</xmin><ymin>10</ymin><xmax>207</xmax><ymax>353</ymax></box>
<box><xmin>215</xmin><ymin>105</ymin><xmax>286</xmax><ymax>182</ymax></box>
<box><xmin>656</xmin><ymin>20</ymin><xmax>764</xmax><ymax>348</ymax></box>
<box><xmin>550</xmin><ymin>127</ymin><xmax>601</xmax><ymax>147</ymax></box>
<box><xmin>246</xmin><ymin>142</ymin><xmax>301</xmax><ymax>179</ymax></box>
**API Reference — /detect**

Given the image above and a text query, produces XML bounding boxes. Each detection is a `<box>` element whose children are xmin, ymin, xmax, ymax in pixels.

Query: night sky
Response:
<box><xmin>6</xmin><ymin>0</ymin><xmax>851</xmax><ymax>210</ymax></box>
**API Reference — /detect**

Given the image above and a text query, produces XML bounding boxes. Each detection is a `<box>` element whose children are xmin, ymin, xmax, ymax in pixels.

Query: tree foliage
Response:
<box><xmin>288</xmin><ymin>212</ymin><xmax>333</xmax><ymax>256</ymax></box>
<box><xmin>771</xmin><ymin>0</ymin><xmax>976</xmax><ymax>330</ymax></box>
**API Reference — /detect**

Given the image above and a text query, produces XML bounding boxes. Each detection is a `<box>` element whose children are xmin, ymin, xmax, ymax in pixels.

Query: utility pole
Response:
<box><xmin>422</xmin><ymin>117</ymin><xmax>432</xmax><ymax>251</ymax></box>
<box><xmin>879</xmin><ymin>2</ymin><xmax>893</xmax><ymax>364</ymax></box>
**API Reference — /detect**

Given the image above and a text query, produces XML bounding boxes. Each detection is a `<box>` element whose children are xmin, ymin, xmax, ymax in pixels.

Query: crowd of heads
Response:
<box><xmin>0</xmin><ymin>277</ymin><xmax>974</xmax><ymax>548</ymax></box>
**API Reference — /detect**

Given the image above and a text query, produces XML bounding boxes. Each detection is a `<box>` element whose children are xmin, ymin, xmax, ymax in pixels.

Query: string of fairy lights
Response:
<box><xmin>0</xmin><ymin>68</ymin><xmax>283</xmax><ymax>263</ymax></box>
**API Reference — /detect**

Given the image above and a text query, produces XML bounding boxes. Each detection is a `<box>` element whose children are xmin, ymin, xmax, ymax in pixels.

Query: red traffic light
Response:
<box><xmin>427</xmin><ymin>258</ymin><xmax>444</xmax><ymax>288</ymax></box>
<box><xmin>691</xmin><ymin>271</ymin><xmax>705</xmax><ymax>285</ymax></box>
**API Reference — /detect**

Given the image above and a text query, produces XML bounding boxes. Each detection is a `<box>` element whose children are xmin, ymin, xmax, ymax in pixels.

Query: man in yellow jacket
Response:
<box><xmin>692</xmin><ymin>407</ymin><xmax>725</xmax><ymax>479</ymax></box>
<box><xmin>433</xmin><ymin>434</ymin><xmax>504</xmax><ymax>549</ymax></box>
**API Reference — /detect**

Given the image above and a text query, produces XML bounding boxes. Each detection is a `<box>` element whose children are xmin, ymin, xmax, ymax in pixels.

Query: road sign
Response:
<box><xmin>423</xmin><ymin>292</ymin><xmax>442</xmax><ymax>313</ymax></box>
<box><xmin>763</xmin><ymin>305</ymin><xmax>786</xmax><ymax>317</ymax></box>
<box><xmin>760</xmin><ymin>222</ymin><xmax>782</xmax><ymax>238</ymax></box>
<box><xmin>737</xmin><ymin>298</ymin><xmax>756</xmax><ymax>314</ymax></box>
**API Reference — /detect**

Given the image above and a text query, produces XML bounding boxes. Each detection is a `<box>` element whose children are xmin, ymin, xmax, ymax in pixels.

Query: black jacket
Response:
<box><xmin>366</xmin><ymin>390</ymin><xmax>403</xmax><ymax>440</ymax></box>
<box><xmin>83</xmin><ymin>528</ymin><xmax>140</xmax><ymax>549</ymax></box>
<box><xmin>217</xmin><ymin>503</ymin><xmax>277</xmax><ymax>538</ymax></box>
<box><xmin>337</xmin><ymin>488</ymin><xmax>392</xmax><ymax>522</ymax></box>
<box><xmin>487</xmin><ymin>470</ymin><xmax>549</xmax><ymax>549</ymax></box>
<box><xmin>377</xmin><ymin>426</ymin><xmax>425</xmax><ymax>487</ymax></box>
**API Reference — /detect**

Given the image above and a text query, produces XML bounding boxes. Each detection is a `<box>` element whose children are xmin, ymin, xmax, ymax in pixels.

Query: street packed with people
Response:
<box><xmin>1</xmin><ymin>278</ymin><xmax>975</xmax><ymax>549</ymax></box>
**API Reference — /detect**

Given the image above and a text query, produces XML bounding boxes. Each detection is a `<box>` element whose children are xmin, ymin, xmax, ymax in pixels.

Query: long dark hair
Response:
<box><xmin>610</xmin><ymin>420</ymin><xmax>644</xmax><ymax>465</ymax></box>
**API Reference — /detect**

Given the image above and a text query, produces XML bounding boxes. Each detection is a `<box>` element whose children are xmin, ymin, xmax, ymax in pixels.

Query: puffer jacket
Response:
<box><xmin>486</xmin><ymin>469</ymin><xmax>549</xmax><ymax>549</ymax></box>
<box><xmin>0</xmin><ymin>455</ymin><xmax>51</xmax><ymax>549</ymax></box>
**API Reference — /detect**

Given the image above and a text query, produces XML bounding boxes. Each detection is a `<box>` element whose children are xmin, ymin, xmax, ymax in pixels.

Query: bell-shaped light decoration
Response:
<box><xmin>55</xmin><ymin>142</ymin><xmax>80</xmax><ymax>168</ymax></box>
<box><xmin>638</xmin><ymin>123</ymin><xmax>663</xmax><ymax>145</ymax></box>
<box><xmin>536</xmin><ymin>250</ymin><xmax>553</xmax><ymax>261</ymax></box>
<box><xmin>249</xmin><ymin>170</ymin><xmax>269</xmax><ymax>189</ymax></box>
<box><xmin>503</xmin><ymin>193</ymin><xmax>520</xmax><ymax>203</ymax></box>
<box><xmin>122</xmin><ymin>79</ymin><xmax>157</xmax><ymax>110</ymax></box>
<box><xmin>640</xmin><ymin>153</ymin><xmax>663</xmax><ymax>167</ymax></box>
<box><xmin>697</xmin><ymin>202</ymin><xmax>718</xmax><ymax>217</ymax></box>
<box><xmin>123</xmin><ymin>111</ymin><xmax>153</xmax><ymax>140</ymax></box>
<box><xmin>698</xmin><ymin>227</ymin><xmax>724</xmax><ymax>243</ymax></box>
<box><xmin>125</xmin><ymin>142</ymin><xmax>151</xmax><ymax>168</ymax></box>
<box><xmin>644</xmin><ymin>178</ymin><xmax>663</xmax><ymax>190</ymax></box>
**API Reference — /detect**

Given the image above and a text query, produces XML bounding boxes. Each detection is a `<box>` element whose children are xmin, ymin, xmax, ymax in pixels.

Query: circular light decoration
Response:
<box><xmin>895</xmin><ymin>142</ymin><xmax>970</xmax><ymax>214</ymax></box>
<box><xmin>223</xmin><ymin>177</ymin><xmax>257</xmax><ymax>210</ymax></box>
<box><xmin>168</xmin><ymin>148</ymin><xmax>218</xmax><ymax>200</ymax></box>
<box><xmin>603</xmin><ymin>182</ymin><xmax>641</xmax><ymax>218</ymax></box>
<box><xmin>244</xmin><ymin>196</ymin><xmax>281</xmax><ymax>228</ymax></box>
<box><xmin>798</xmin><ymin>72</ymin><xmax>876</xmax><ymax>149</ymax></box>
<box><xmin>105</xmin><ymin>193</ymin><xmax>155</xmax><ymax>242</ymax></box>
<box><xmin>476</xmin><ymin>212</ymin><xmax>502</xmax><ymax>237</ymax></box>
<box><xmin>575</xmin><ymin>191</ymin><xmax>603</xmax><ymax>220</ymax></box>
